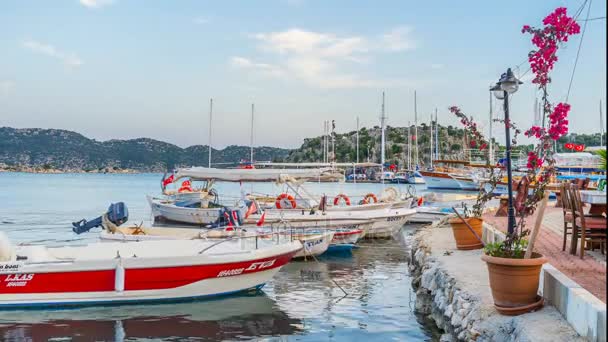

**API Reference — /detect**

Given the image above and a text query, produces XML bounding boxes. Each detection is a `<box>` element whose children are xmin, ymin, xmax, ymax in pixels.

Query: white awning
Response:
<box><xmin>174</xmin><ymin>167</ymin><xmax>343</xmax><ymax>182</ymax></box>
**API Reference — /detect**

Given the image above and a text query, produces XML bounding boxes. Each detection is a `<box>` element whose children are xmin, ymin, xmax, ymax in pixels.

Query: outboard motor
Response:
<box><xmin>72</xmin><ymin>202</ymin><xmax>129</xmax><ymax>234</ymax></box>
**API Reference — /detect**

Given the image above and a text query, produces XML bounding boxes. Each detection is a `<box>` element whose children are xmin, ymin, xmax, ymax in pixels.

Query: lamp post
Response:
<box><xmin>490</xmin><ymin>68</ymin><xmax>522</xmax><ymax>235</ymax></box>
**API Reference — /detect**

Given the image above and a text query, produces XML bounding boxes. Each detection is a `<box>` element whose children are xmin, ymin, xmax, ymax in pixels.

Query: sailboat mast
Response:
<box><xmin>407</xmin><ymin>122</ymin><xmax>411</xmax><ymax>170</ymax></box>
<box><xmin>380</xmin><ymin>92</ymin><xmax>387</xmax><ymax>167</ymax></box>
<box><xmin>250</xmin><ymin>104</ymin><xmax>254</xmax><ymax>163</ymax></box>
<box><xmin>208</xmin><ymin>98</ymin><xmax>213</xmax><ymax>168</ymax></box>
<box><xmin>414</xmin><ymin>91</ymin><xmax>419</xmax><ymax>168</ymax></box>
<box><xmin>489</xmin><ymin>91</ymin><xmax>493</xmax><ymax>163</ymax></box>
<box><xmin>356</xmin><ymin>116</ymin><xmax>360</xmax><ymax>163</ymax></box>
<box><xmin>429</xmin><ymin>114</ymin><xmax>433</xmax><ymax>168</ymax></box>
<box><xmin>435</xmin><ymin>108</ymin><xmax>439</xmax><ymax>161</ymax></box>
<box><xmin>601</xmin><ymin>100</ymin><xmax>605</xmax><ymax>148</ymax></box>
<box><xmin>322</xmin><ymin>121</ymin><xmax>327</xmax><ymax>163</ymax></box>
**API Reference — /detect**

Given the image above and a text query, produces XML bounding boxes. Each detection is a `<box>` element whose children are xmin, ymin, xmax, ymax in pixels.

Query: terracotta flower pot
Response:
<box><xmin>481</xmin><ymin>253</ymin><xmax>547</xmax><ymax>315</ymax></box>
<box><xmin>448</xmin><ymin>217</ymin><xmax>483</xmax><ymax>250</ymax></box>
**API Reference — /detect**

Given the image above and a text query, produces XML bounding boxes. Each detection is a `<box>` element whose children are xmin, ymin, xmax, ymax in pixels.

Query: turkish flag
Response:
<box><xmin>256</xmin><ymin>212</ymin><xmax>266</xmax><ymax>227</ymax></box>
<box><xmin>574</xmin><ymin>144</ymin><xmax>585</xmax><ymax>152</ymax></box>
<box><xmin>162</xmin><ymin>174</ymin><xmax>175</xmax><ymax>187</ymax></box>
<box><xmin>564</xmin><ymin>143</ymin><xmax>575</xmax><ymax>150</ymax></box>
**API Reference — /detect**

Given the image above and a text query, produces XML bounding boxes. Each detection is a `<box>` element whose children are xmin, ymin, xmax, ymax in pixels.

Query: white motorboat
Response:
<box><xmin>409</xmin><ymin>206</ymin><xmax>453</xmax><ymax>223</ymax></box>
<box><xmin>148</xmin><ymin>196</ymin><xmax>242</xmax><ymax>225</ymax></box>
<box><xmin>0</xmin><ymin>232</ymin><xmax>301</xmax><ymax>308</ymax></box>
<box><xmin>150</xmin><ymin>167</ymin><xmax>342</xmax><ymax>225</ymax></box>
<box><xmin>248</xmin><ymin>206</ymin><xmax>415</xmax><ymax>239</ymax></box>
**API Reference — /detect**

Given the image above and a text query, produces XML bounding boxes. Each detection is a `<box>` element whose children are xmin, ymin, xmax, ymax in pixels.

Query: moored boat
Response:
<box><xmin>0</xmin><ymin>233</ymin><xmax>302</xmax><ymax>309</ymax></box>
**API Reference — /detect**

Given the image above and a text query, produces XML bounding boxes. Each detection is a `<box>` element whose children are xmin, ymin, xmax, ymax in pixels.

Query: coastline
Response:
<box><xmin>0</xmin><ymin>167</ymin><xmax>143</xmax><ymax>174</ymax></box>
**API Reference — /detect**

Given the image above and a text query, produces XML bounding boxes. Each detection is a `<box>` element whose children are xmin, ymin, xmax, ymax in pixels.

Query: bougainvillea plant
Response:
<box><xmin>449</xmin><ymin>106</ymin><xmax>503</xmax><ymax>218</ymax></box>
<box><xmin>519</xmin><ymin>7</ymin><xmax>580</xmax><ymax>218</ymax></box>
<box><xmin>488</xmin><ymin>7</ymin><xmax>580</xmax><ymax>258</ymax></box>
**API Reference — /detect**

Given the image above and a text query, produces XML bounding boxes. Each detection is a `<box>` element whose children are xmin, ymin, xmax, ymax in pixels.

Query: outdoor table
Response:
<box><xmin>579</xmin><ymin>190</ymin><xmax>607</xmax><ymax>215</ymax></box>
<box><xmin>569</xmin><ymin>190</ymin><xmax>607</xmax><ymax>254</ymax></box>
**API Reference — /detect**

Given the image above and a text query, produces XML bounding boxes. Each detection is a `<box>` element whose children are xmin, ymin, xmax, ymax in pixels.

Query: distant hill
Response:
<box><xmin>0</xmin><ymin>127</ymin><xmax>291</xmax><ymax>172</ymax></box>
<box><xmin>285</xmin><ymin>124</ymin><xmax>482</xmax><ymax>166</ymax></box>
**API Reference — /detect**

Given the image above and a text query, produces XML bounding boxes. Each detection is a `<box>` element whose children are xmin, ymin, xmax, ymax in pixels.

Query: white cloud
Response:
<box><xmin>22</xmin><ymin>40</ymin><xmax>83</xmax><ymax>68</ymax></box>
<box><xmin>234</xmin><ymin>27</ymin><xmax>414</xmax><ymax>89</ymax></box>
<box><xmin>380</xmin><ymin>26</ymin><xmax>415</xmax><ymax>52</ymax></box>
<box><xmin>229</xmin><ymin>56</ymin><xmax>285</xmax><ymax>77</ymax></box>
<box><xmin>79</xmin><ymin>0</ymin><xmax>114</xmax><ymax>8</ymax></box>
<box><xmin>430</xmin><ymin>63</ymin><xmax>445</xmax><ymax>69</ymax></box>
<box><xmin>0</xmin><ymin>81</ymin><xmax>15</xmax><ymax>95</ymax></box>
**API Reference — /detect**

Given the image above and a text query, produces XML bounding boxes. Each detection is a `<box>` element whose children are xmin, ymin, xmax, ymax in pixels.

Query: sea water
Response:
<box><xmin>0</xmin><ymin>172</ymin><xmax>446</xmax><ymax>341</ymax></box>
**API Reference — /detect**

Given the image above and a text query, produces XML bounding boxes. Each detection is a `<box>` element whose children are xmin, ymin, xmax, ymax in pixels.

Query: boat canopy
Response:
<box><xmin>553</xmin><ymin>153</ymin><xmax>602</xmax><ymax>168</ymax></box>
<box><xmin>254</xmin><ymin>162</ymin><xmax>381</xmax><ymax>168</ymax></box>
<box><xmin>174</xmin><ymin>167</ymin><xmax>343</xmax><ymax>182</ymax></box>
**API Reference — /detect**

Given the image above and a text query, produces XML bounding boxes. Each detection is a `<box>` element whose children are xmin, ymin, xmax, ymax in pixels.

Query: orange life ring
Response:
<box><xmin>362</xmin><ymin>193</ymin><xmax>378</xmax><ymax>204</ymax></box>
<box><xmin>275</xmin><ymin>193</ymin><xmax>297</xmax><ymax>209</ymax></box>
<box><xmin>333</xmin><ymin>194</ymin><xmax>351</xmax><ymax>206</ymax></box>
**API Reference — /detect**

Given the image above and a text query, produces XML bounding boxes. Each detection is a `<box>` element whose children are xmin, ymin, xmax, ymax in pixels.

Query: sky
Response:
<box><xmin>0</xmin><ymin>0</ymin><xmax>606</xmax><ymax>149</ymax></box>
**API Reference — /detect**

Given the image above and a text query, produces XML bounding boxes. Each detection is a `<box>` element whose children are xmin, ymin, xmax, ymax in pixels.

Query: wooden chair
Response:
<box><xmin>570</xmin><ymin>185</ymin><xmax>607</xmax><ymax>259</ymax></box>
<box><xmin>513</xmin><ymin>176</ymin><xmax>531</xmax><ymax>217</ymax></box>
<box><xmin>560</xmin><ymin>182</ymin><xmax>575</xmax><ymax>251</ymax></box>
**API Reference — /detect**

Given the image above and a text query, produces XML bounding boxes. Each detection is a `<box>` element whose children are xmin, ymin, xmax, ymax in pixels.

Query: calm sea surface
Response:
<box><xmin>0</xmin><ymin>172</ymin><xmax>451</xmax><ymax>341</ymax></box>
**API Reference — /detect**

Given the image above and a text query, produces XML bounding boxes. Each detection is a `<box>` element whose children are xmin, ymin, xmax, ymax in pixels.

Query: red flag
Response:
<box><xmin>244</xmin><ymin>201</ymin><xmax>257</xmax><ymax>219</ymax></box>
<box><xmin>574</xmin><ymin>144</ymin><xmax>585</xmax><ymax>152</ymax></box>
<box><xmin>256</xmin><ymin>212</ymin><xmax>266</xmax><ymax>227</ymax></box>
<box><xmin>564</xmin><ymin>142</ymin><xmax>575</xmax><ymax>150</ymax></box>
<box><xmin>162</xmin><ymin>174</ymin><xmax>175</xmax><ymax>187</ymax></box>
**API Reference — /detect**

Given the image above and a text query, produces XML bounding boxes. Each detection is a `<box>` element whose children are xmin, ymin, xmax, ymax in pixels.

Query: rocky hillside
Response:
<box><xmin>0</xmin><ymin>127</ymin><xmax>291</xmax><ymax>172</ymax></box>
<box><xmin>285</xmin><ymin>124</ymin><xmax>490</xmax><ymax>166</ymax></box>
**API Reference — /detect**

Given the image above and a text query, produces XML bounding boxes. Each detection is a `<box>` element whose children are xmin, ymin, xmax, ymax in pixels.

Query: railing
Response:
<box><xmin>197</xmin><ymin>230</ymin><xmax>290</xmax><ymax>255</ymax></box>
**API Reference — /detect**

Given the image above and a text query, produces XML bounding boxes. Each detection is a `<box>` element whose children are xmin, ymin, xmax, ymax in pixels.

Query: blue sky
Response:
<box><xmin>0</xmin><ymin>0</ymin><xmax>605</xmax><ymax>148</ymax></box>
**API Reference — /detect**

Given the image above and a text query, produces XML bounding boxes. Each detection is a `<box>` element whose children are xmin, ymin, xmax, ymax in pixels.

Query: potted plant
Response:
<box><xmin>447</xmin><ymin>107</ymin><xmax>502</xmax><ymax>250</ymax></box>
<box><xmin>481</xmin><ymin>7</ymin><xmax>580</xmax><ymax>315</ymax></box>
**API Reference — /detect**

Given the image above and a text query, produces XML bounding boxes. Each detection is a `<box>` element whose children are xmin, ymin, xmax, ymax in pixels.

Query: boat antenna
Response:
<box><xmin>208</xmin><ymin>98</ymin><xmax>213</xmax><ymax>168</ymax></box>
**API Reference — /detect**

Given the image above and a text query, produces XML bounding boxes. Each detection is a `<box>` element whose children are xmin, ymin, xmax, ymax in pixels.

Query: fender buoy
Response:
<box><xmin>362</xmin><ymin>193</ymin><xmax>378</xmax><ymax>204</ymax></box>
<box><xmin>178</xmin><ymin>180</ymin><xmax>193</xmax><ymax>193</ymax></box>
<box><xmin>333</xmin><ymin>194</ymin><xmax>351</xmax><ymax>206</ymax></box>
<box><xmin>275</xmin><ymin>193</ymin><xmax>297</xmax><ymax>209</ymax></box>
<box><xmin>417</xmin><ymin>197</ymin><xmax>424</xmax><ymax>206</ymax></box>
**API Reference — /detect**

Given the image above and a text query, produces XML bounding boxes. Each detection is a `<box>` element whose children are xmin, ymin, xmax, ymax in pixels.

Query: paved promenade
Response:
<box><xmin>482</xmin><ymin>205</ymin><xmax>606</xmax><ymax>303</ymax></box>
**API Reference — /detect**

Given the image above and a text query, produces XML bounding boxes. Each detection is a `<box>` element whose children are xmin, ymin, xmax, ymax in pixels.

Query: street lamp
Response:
<box><xmin>490</xmin><ymin>68</ymin><xmax>523</xmax><ymax>235</ymax></box>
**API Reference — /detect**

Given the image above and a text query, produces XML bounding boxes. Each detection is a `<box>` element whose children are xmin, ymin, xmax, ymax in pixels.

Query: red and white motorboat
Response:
<box><xmin>0</xmin><ymin>234</ymin><xmax>302</xmax><ymax>308</ymax></box>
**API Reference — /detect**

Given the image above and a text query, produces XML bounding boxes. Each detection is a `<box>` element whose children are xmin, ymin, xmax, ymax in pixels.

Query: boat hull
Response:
<box><xmin>0</xmin><ymin>240</ymin><xmax>301</xmax><ymax>309</ymax></box>
<box><xmin>148</xmin><ymin>196</ymin><xmax>245</xmax><ymax>225</ymax></box>
<box><xmin>419</xmin><ymin>172</ymin><xmax>462</xmax><ymax>190</ymax></box>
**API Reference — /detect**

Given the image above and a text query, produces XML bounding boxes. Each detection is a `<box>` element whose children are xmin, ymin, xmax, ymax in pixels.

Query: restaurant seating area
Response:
<box><xmin>482</xmin><ymin>179</ymin><xmax>607</xmax><ymax>302</ymax></box>
<box><xmin>560</xmin><ymin>182</ymin><xmax>606</xmax><ymax>259</ymax></box>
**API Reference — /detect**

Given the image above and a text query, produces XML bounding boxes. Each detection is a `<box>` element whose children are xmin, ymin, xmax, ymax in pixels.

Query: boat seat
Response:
<box><xmin>17</xmin><ymin>245</ymin><xmax>59</xmax><ymax>263</ymax></box>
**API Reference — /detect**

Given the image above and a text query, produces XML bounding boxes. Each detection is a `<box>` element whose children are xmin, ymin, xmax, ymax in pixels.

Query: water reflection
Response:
<box><xmin>0</xmin><ymin>294</ymin><xmax>302</xmax><ymax>341</ymax></box>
